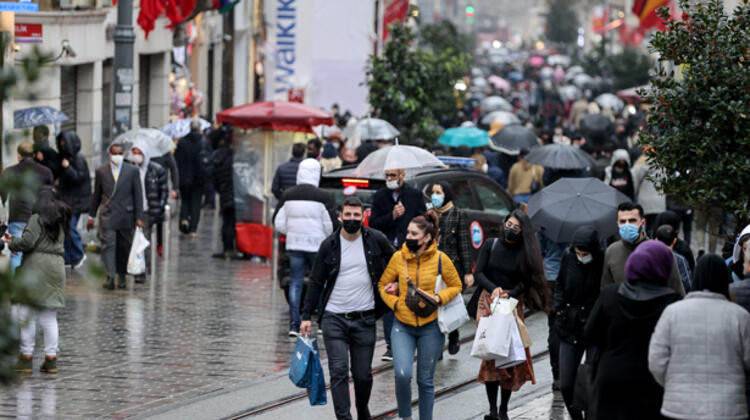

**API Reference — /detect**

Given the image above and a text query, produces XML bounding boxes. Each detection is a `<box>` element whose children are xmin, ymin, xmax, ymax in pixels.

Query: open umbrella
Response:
<box><xmin>480</xmin><ymin>96</ymin><xmax>513</xmax><ymax>113</ymax></box>
<box><xmin>343</xmin><ymin>118</ymin><xmax>399</xmax><ymax>142</ymax></box>
<box><xmin>525</xmin><ymin>144</ymin><xmax>596</xmax><ymax>170</ymax></box>
<box><xmin>488</xmin><ymin>75</ymin><xmax>511</xmax><ymax>92</ymax></box>
<box><xmin>14</xmin><ymin>106</ymin><xmax>68</xmax><ymax>129</ymax></box>
<box><xmin>490</xmin><ymin>125</ymin><xmax>539</xmax><ymax>155</ymax></box>
<box><xmin>540</xmin><ymin>66</ymin><xmax>555</xmax><ymax>80</ymax></box>
<box><xmin>528</xmin><ymin>177</ymin><xmax>630</xmax><ymax>243</ymax></box>
<box><xmin>355</xmin><ymin>145</ymin><xmax>445</xmax><ymax>177</ymax></box>
<box><xmin>312</xmin><ymin>124</ymin><xmax>342</xmax><ymax>139</ymax></box>
<box><xmin>558</xmin><ymin>85</ymin><xmax>582</xmax><ymax>102</ymax></box>
<box><xmin>579</xmin><ymin>114</ymin><xmax>614</xmax><ymax>144</ymax></box>
<box><xmin>472</xmin><ymin>77</ymin><xmax>488</xmax><ymax>89</ymax></box>
<box><xmin>572</xmin><ymin>73</ymin><xmax>594</xmax><ymax>88</ymax></box>
<box><xmin>161</xmin><ymin>117</ymin><xmax>211</xmax><ymax>139</ymax></box>
<box><xmin>595</xmin><ymin>93</ymin><xmax>625</xmax><ymax>113</ymax></box>
<box><xmin>508</xmin><ymin>71</ymin><xmax>524</xmax><ymax>83</ymax></box>
<box><xmin>438</xmin><ymin>127</ymin><xmax>490</xmax><ymax>148</ymax></box>
<box><xmin>528</xmin><ymin>55</ymin><xmax>545</xmax><ymax>67</ymax></box>
<box><xmin>481</xmin><ymin>111</ymin><xmax>520</xmax><ymax>126</ymax></box>
<box><xmin>565</xmin><ymin>66</ymin><xmax>584</xmax><ymax>79</ymax></box>
<box><xmin>547</xmin><ymin>54</ymin><xmax>571</xmax><ymax>67</ymax></box>
<box><xmin>114</xmin><ymin>128</ymin><xmax>174</xmax><ymax>155</ymax></box>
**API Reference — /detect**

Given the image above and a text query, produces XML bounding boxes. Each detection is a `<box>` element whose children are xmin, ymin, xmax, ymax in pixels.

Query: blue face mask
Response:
<box><xmin>619</xmin><ymin>223</ymin><xmax>641</xmax><ymax>243</ymax></box>
<box><xmin>431</xmin><ymin>194</ymin><xmax>445</xmax><ymax>209</ymax></box>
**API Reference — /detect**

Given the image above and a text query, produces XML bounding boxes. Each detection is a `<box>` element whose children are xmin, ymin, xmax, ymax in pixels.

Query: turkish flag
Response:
<box><xmin>137</xmin><ymin>0</ymin><xmax>166</xmax><ymax>38</ymax></box>
<box><xmin>632</xmin><ymin>0</ymin><xmax>670</xmax><ymax>31</ymax></box>
<box><xmin>382</xmin><ymin>0</ymin><xmax>409</xmax><ymax>41</ymax></box>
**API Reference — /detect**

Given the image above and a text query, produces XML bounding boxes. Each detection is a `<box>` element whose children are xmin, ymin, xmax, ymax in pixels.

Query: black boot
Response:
<box><xmin>117</xmin><ymin>275</ymin><xmax>127</xmax><ymax>289</ymax></box>
<box><xmin>103</xmin><ymin>276</ymin><xmax>115</xmax><ymax>290</ymax></box>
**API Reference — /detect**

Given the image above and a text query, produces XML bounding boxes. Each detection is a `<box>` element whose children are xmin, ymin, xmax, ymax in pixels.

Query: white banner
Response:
<box><xmin>264</xmin><ymin>0</ymin><xmax>374</xmax><ymax>116</ymax></box>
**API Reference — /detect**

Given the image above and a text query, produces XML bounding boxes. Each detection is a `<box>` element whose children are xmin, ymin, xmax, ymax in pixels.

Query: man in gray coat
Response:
<box><xmin>88</xmin><ymin>143</ymin><xmax>144</xmax><ymax>290</ymax></box>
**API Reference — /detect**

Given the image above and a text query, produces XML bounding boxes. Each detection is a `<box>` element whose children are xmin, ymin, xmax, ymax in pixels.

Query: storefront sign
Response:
<box><xmin>14</xmin><ymin>23</ymin><xmax>42</xmax><ymax>43</ymax></box>
<box><xmin>0</xmin><ymin>1</ymin><xmax>38</xmax><ymax>12</ymax></box>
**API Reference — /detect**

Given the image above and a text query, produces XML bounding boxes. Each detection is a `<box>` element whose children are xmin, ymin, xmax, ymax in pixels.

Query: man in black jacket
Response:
<box><xmin>368</xmin><ymin>167</ymin><xmax>426</xmax><ymax>361</ymax></box>
<box><xmin>174</xmin><ymin>119</ymin><xmax>206</xmax><ymax>236</ymax></box>
<box><xmin>271</xmin><ymin>142</ymin><xmax>305</xmax><ymax>200</ymax></box>
<box><xmin>0</xmin><ymin>141</ymin><xmax>54</xmax><ymax>272</ymax></box>
<box><xmin>56</xmin><ymin>131</ymin><xmax>91</xmax><ymax>268</ymax></box>
<box><xmin>300</xmin><ymin>197</ymin><xmax>394</xmax><ymax>420</ymax></box>
<box><xmin>32</xmin><ymin>125</ymin><xmax>60</xmax><ymax>178</ymax></box>
<box><xmin>209</xmin><ymin>126</ymin><xmax>237</xmax><ymax>259</ymax></box>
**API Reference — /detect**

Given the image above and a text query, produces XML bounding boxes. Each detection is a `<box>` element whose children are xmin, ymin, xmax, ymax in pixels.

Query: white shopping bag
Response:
<box><xmin>435</xmin><ymin>273</ymin><xmax>470</xmax><ymax>334</ymax></box>
<box><xmin>494</xmin><ymin>310</ymin><xmax>527</xmax><ymax>369</ymax></box>
<box><xmin>470</xmin><ymin>297</ymin><xmax>520</xmax><ymax>360</ymax></box>
<box><xmin>127</xmin><ymin>228</ymin><xmax>150</xmax><ymax>275</ymax></box>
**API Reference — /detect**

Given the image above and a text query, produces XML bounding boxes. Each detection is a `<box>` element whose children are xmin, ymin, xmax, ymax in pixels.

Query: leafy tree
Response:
<box><xmin>545</xmin><ymin>0</ymin><xmax>580</xmax><ymax>46</ymax></box>
<box><xmin>639</xmin><ymin>0</ymin><xmax>750</xmax><ymax>219</ymax></box>
<box><xmin>579</xmin><ymin>47</ymin><xmax>653</xmax><ymax>90</ymax></box>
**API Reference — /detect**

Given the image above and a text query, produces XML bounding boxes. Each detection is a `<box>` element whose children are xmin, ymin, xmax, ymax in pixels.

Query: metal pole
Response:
<box><xmin>112</xmin><ymin>0</ymin><xmax>135</xmax><ymax>138</ymax></box>
<box><xmin>150</xmin><ymin>228</ymin><xmax>157</xmax><ymax>279</ymax></box>
<box><xmin>164</xmin><ymin>204</ymin><xmax>171</xmax><ymax>259</ymax></box>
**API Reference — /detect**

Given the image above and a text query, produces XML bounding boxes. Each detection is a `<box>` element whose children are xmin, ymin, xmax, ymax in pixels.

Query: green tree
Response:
<box><xmin>545</xmin><ymin>0</ymin><xmax>580</xmax><ymax>46</ymax></box>
<box><xmin>368</xmin><ymin>22</ymin><xmax>470</xmax><ymax>144</ymax></box>
<box><xmin>579</xmin><ymin>47</ymin><xmax>653</xmax><ymax>89</ymax></box>
<box><xmin>639</xmin><ymin>0</ymin><xmax>750</xmax><ymax>219</ymax></box>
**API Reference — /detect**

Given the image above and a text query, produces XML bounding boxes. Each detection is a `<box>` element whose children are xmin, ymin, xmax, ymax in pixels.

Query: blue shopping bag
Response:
<box><xmin>308</xmin><ymin>349</ymin><xmax>327</xmax><ymax>406</ymax></box>
<box><xmin>289</xmin><ymin>337</ymin><xmax>315</xmax><ymax>388</ymax></box>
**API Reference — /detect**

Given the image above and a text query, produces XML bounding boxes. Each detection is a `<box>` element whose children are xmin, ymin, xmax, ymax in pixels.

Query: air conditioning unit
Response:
<box><xmin>59</xmin><ymin>0</ymin><xmax>96</xmax><ymax>9</ymax></box>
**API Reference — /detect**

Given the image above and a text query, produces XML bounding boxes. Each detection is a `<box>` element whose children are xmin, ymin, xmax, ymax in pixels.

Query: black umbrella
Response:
<box><xmin>490</xmin><ymin>125</ymin><xmax>539</xmax><ymax>155</ymax></box>
<box><xmin>579</xmin><ymin>114</ymin><xmax>613</xmax><ymax>145</ymax></box>
<box><xmin>525</xmin><ymin>144</ymin><xmax>596</xmax><ymax>170</ymax></box>
<box><xmin>528</xmin><ymin>177</ymin><xmax>630</xmax><ymax>243</ymax></box>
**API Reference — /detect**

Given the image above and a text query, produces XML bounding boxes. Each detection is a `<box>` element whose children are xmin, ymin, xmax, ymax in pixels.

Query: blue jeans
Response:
<box><xmin>391</xmin><ymin>319</ymin><xmax>444</xmax><ymax>420</ymax></box>
<box><xmin>514</xmin><ymin>193</ymin><xmax>531</xmax><ymax>204</ymax></box>
<box><xmin>287</xmin><ymin>250</ymin><xmax>316</xmax><ymax>331</ymax></box>
<box><xmin>8</xmin><ymin>222</ymin><xmax>26</xmax><ymax>274</ymax></box>
<box><xmin>64</xmin><ymin>213</ymin><xmax>84</xmax><ymax>265</ymax></box>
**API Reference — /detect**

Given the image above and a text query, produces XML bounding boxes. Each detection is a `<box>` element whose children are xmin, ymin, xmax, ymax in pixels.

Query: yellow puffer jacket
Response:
<box><xmin>378</xmin><ymin>242</ymin><xmax>463</xmax><ymax>328</ymax></box>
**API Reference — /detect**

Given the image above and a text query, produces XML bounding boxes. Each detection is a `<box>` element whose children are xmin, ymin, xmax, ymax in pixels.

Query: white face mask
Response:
<box><xmin>386</xmin><ymin>179</ymin><xmax>400</xmax><ymax>190</ymax></box>
<box><xmin>577</xmin><ymin>253</ymin><xmax>593</xmax><ymax>264</ymax></box>
<box><xmin>481</xmin><ymin>163</ymin><xmax>489</xmax><ymax>173</ymax></box>
<box><xmin>110</xmin><ymin>155</ymin><xmax>124</xmax><ymax>165</ymax></box>
<box><xmin>129</xmin><ymin>154</ymin><xmax>144</xmax><ymax>165</ymax></box>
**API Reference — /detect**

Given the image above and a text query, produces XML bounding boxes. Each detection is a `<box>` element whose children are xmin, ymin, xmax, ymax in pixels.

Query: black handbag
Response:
<box><xmin>403</xmin><ymin>256</ymin><xmax>439</xmax><ymax>318</ymax></box>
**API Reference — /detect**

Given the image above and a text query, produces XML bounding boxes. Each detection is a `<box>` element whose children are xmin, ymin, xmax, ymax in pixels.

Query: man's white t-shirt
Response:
<box><xmin>325</xmin><ymin>234</ymin><xmax>375</xmax><ymax>314</ymax></box>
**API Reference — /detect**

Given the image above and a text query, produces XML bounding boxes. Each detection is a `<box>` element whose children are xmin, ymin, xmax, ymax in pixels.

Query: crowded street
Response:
<box><xmin>1</xmin><ymin>0</ymin><xmax>749</xmax><ymax>420</ymax></box>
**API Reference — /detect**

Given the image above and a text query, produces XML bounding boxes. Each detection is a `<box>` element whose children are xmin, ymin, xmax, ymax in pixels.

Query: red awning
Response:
<box><xmin>216</xmin><ymin>101</ymin><xmax>334</xmax><ymax>133</ymax></box>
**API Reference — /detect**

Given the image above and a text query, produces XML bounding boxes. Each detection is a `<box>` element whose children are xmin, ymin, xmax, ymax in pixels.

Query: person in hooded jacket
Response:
<box><xmin>209</xmin><ymin>126</ymin><xmax>237</xmax><ymax>259</ymax></box>
<box><xmin>584</xmin><ymin>240</ymin><xmax>681</xmax><ymax>420</ymax></box>
<box><xmin>175</xmin><ymin>119</ymin><xmax>207</xmax><ymax>235</ymax></box>
<box><xmin>649</xmin><ymin>254</ymin><xmax>750</xmax><ymax>420</ymax></box>
<box><xmin>56</xmin><ymin>131</ymin><xmax>91</xmax><ymax>268</ymax></box>
<box><xmin>273</xmin><ymin>158</ymin><xmax>337</xmax><ymax>336</ymax></box>
<box><xmin>553</xmin><ymin>226</ymin><xmax>603</xmax><ymax>420</ymax></box>
<box><xmin>729</xmin><ymin>225</ymin><xmax>750</xmax><ymax>309</ymax></box>
<box><xmin>603</xmin><ymin>149</ymin><xmax>635</xmax><ymax>201</ymax></box>
<box><xmin>32</xmin><ymin>125</ymin><xmax>61</xmax><ymax>179</ymax></box>
<box><xmin>126</xmin><ymin>142</ymin><xmax>168</xmax><ymax>283</ymax></box>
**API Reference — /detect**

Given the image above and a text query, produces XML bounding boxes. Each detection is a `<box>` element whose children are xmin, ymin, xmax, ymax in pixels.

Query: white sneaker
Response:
<box><xmin>288</xmin><ymin>330</ymin><xmax>299</xmax><ymax>338</ymax></box>
<box><xmin>73</xmin><ymin>254</ymin><xmax>87</xmax><ymax>270</ymax></box>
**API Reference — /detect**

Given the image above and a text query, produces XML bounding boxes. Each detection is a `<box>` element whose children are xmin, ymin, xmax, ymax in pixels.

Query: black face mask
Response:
<box><xmin>342</xmin><ymin>219</ymin><xmax>362</xmax><ymax>234</ymax></box>
<box><xmin>504</xmin><ymin>229</ymin><xmax>521</xmax><ymax>243</ymax></box>
<box><xmin>405</xmin><ymin>238</ymin><xmax>421</xmax><ymax>253</ymax></box>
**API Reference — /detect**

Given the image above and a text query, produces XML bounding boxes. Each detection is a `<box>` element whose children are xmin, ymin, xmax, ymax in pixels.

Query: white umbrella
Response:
<box><xmin>114</xmin><ymin>128</ymin><xmax>174</xmax><ymax>155</ymax></box>
<box><xmin>548</xmin><ymin>54</ymin><xmax>571</xmax><ymax>67</ymax></box>
<box><xmin>566</xmin><ymin>65</ymin><xmax>585</xmax><ymax>80</ymax></box>
<box><xmin>343</xmin><ymin>118</ymin><xmax>399</xmax><ymax>142</ymax></box>
<box><xmin>480</xmin><ymin>96</ymin><xmax>513</xmax><ymax>113</ymax></box>
<box><xmin>161</xmin><ymin>118</ymin><xmax>211</xmax><ymax>139</ymax></box>
<box><xmin>312</xmin><ymin>124</ymin><xmax>342</xmax><ymax>139</ymax></box>
<box><xmin>472</xmin><ymin>77</ymin><xmax>488</xmax><ymax>89</ymax></box>
<box><xmin>572</xmin><ymin>73</ymin><xmax>594</xmax><ymax>88</ymax></box>
<box><xmin>540</xmin><ymin>66</ymin><xmax>555</xmax><ymax>80</ymax></box>
<box><xmin>558</xmin><ymin>85</ymin><xmax>582</xmax><ymax>102</ymax></box>
<box><xmin>595</xmin><ymin>93</ymin><xmax>625</xmax><ymax>113</ymax></box>
<box><xmin>481</xmin><ymin>111</ymin><xmax>520</xmax><ymax>126</ymax></box>
<box><xmin>355</xmin><ymin>145</ymin><xmax>446</xmax><ymax>177</ymax></box>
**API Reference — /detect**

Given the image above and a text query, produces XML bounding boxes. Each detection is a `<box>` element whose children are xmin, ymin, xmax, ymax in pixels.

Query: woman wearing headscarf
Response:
<box><xmin>427</xmin><ymin>182</ymin><xmax>473</xmax><ymax>355</ymax></box>
<box><xmin>473</xmin><ymin>209</ymin><xmax>549</xmax><ymax>420</ymax></box>
<box><xmin>603</xmin><ymin>149</ymin><xmax>635</xmax><ymax>201</ymax></box>
<box><xmin>553</xmin><ymin>226</ymin><xmax>603</xmax><ymax>420</ymax></box>
<box><xmin>649</xmin><ymin>254</ymin><xmax>750</xmax><ymax>420</ymax></box>
<box><xmin>584</xmin><ymin>240</ymin><xmax>681</xmax><ymax>420</ymax></box>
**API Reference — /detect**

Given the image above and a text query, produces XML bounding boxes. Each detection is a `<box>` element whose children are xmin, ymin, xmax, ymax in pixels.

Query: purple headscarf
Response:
<box><xmin>625</xmin><ymin>240</ymin><xmax>674</xmax><ymax>285</ymax></box>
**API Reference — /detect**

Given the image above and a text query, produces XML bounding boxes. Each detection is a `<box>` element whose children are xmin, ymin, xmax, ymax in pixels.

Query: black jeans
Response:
<box><xmin>180</xmin><ymin>187</ymin><xmax>203</xmax><ymax>233</ymax></box>
<box><xmin>321</xmin><ymin>311</ymin><xmax>377</xmax><ymax>420</ymax></box>
<box><xmin>547</xmin><ymin>287</ymin><xmax>560</xmax><ymax>381</ymax></box>
<box><xmin>221</xmin><ymin>207</ymin><xmax>236</xmax><ymax>253</ymax></box>
<box><xmin>559</xmin><ymin>340</ymin><xmax>588</xmax><ymax>420</ymax></box>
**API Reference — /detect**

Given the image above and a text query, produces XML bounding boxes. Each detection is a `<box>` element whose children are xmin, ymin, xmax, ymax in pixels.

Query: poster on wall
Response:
<box><xmin>263</xmin><ymin>0</ymin><xmax>373</xmax><ymax>116</ymax></box>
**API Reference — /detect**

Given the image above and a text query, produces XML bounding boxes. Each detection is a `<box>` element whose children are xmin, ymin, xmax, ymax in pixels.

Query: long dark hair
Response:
<box><xmin>694</xmin><ymin>254</ymin><xmax>731</xmax><ymax>299</ymax></box>
<box><xmin>411</xmin><ymin>211</ymin><xmax>440</xmax><ymax>245</ymax></box>
<box><xmin>34</xmin><ymin>187</ymin><xmax>71</xmax><ymax>242</ymax></box>
<box><xmin>505</xmin><ymin>209</ymin><xmax>549</xmax><ymax>312</ymax></box>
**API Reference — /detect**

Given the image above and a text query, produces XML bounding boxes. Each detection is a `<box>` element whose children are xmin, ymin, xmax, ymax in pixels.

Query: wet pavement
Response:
<box><xmin>0</xmin><ymin>209</ymin><xmax>318</xmax><ymax>418</ymax></box>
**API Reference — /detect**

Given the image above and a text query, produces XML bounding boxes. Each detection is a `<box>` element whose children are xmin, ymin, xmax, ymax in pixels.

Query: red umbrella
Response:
<box><xmin>216</xmin><ymin>101</ymin><xmax>334</xmax><ymax>133</ymax></box>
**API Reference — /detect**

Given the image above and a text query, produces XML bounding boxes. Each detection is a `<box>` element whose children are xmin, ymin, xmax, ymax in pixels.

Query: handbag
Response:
<box><xmin>470</xmin><ymin>297</ymin><xmax>518</xmax><ymax>360</ymax></box>
<box><xmin>435</xmin><ymin>258</ymin><xmax>469</xmax><ymax>333</ymax></box>
<box><xmin>403</xmin><ymin>255</ymin><xmax>439</xmax><ymax>318</ymax></box>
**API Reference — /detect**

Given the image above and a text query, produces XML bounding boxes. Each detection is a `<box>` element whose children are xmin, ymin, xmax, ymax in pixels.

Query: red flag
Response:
<box><xmin>137</xmin><ymin>0</ymin><xmax>166</xmax><ymax>38</ymax></box>
<box><xmin>382</xmin><ymin>0</ymin><xmax>409</xmax><ymax>41</ymax></box>
<box><xmin>632</xmin><ymin>0</ymin><xmax>670</xmax><ymax>31</ymax></box>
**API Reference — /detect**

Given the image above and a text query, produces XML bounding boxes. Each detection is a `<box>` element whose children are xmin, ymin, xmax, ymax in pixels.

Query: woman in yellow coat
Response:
<box><xmin>379</xmin><ymin>212</ymin><xmax>463</xmax><ymax>420</ymax></box>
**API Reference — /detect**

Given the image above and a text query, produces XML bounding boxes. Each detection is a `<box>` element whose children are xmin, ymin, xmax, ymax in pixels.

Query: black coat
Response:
<box><xmin>56</xmin><ymin>131</ymin><xmax>91</xmax><ymax>214</ymax></box>
<box><xmin>144</xmin><ymin>161</ymin><xmax>169</xmax><ymax>223</ymax></box>
<box><xmin>151</xmin><ymin>153</ymin><xmax>179</xmax><ymax>190</ymax></box>
<box><xmin>584</xmin><ymin>284</ymin><xmax>680</xmax><ymax>420</ymax></box>
<box><xmin>211</xmin><ymin>146</ymin><xmax>234</xmax><ymax>210</ymax></box>
<box><xmin>33</xmin><ymin>139</ymin><xmax>61</xmax><ymax>178</ymax></box>
<box><xmin>301</xmin><ymin>227</ymin><xmax>395</xmax><ymax>323</ymax></box>
<box><xmin>0</xmin><ymin>158</ymin><xmax>54</xmax><ymax>223</ymax></box>
<box><xmin>174</xmin><ymin>132</ymin><xmax>206</xmax><ymax>188</ymax></box>
<box><xmin>553</xmin><ymin>226</ymin><xmax>603</xmax><ymax>344</ymax></box>
<box><xmin>271</xmin><ymin>157</ymin><xmax>302</xmax><ymax>200</ymax></box>
<box><xmin>369</xmin><ymin>185</ymin><xmax>426</xmax><ymax>247</ymax></box>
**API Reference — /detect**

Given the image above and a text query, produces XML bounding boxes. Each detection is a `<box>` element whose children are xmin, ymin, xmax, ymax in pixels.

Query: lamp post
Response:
<box><xmin>112</xmin><ymin>0</ymin><xmax>135</xmax><ymax>140</ymax></box>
